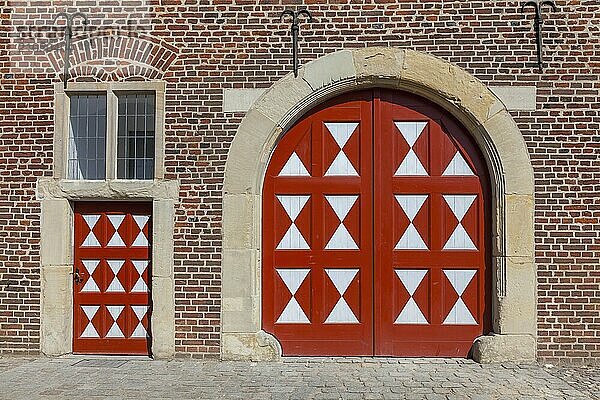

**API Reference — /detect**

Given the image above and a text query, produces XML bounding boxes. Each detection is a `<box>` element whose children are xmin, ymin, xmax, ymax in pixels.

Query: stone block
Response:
<box><xmin>504</xmin><ymin>194</ymin><xmax>535</xmax><ymax>258</ymax></box>
<box><xmin>497</xmin><ymin>256</ymin><xmax>536</xmax><ymax>335</ymax></box>
<box><xmin>152</xmin><ymin>199</ymin><xmax>175</xmax><ymax>278</ymax></box>
<box><xmin>483</xmin><ymin>110</ymin><xmax>534</xmax><ymax>196</ymax></box>
<box><xmin>472</xmin><ymin>334</ymin><xmax>536</xmax><ymax>363</ymax></box>
<box><xmin>223</xmin><ymin>88</ymin><xmax>266</xmax><ymax>113</ymax></box>
<box><xmin>252</xmin><ymin>74</ymin><xmax>313</xmax><ymax>126</ymax></box>
<box><xmin>40</xmin><ymin>265</ymin><xmax>72</xmax><ymax>356</ymax></box>
<box><xmin>490</xmin><ymin>86</ymin><xmax>537</xmax><ymax>111</ymax></box>
<box><xmin>151</xmin><ymin>276</ymin><xmax>175</xmax><ymax>359</ymax></box>
<box><xmin>41</xmin><ymin>199</ymin><xmax>73</xmax><ymax>266</ymax></box>
<box><xmin>223</xmin><ymin>194</ymin><xmax>258</xmax><ymax>250</ymax></box>
<box><xmin>221</xmin><ymin>332</ymin><xmax>281</xmax><ymax>361</ymax></box>
<box><xmin>224</xmin><ymin>110</ymin><xmax>280</xmax><ymax>195</ymax></box>
<box><xmin>303</xmin><ymin>50</ymin><xmax>356</xmax><ymax>90</ymax></box>
<box><xmin>353</xmin><ymin>47</ymin><xmax>406</xmax><ymax>85</ymax></box>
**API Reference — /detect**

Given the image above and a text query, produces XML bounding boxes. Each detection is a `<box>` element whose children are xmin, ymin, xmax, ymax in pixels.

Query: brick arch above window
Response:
<box><xmin>47</xmin><ymin>35</ymin><xmax>179</xmax><ymax>82</ymax></box>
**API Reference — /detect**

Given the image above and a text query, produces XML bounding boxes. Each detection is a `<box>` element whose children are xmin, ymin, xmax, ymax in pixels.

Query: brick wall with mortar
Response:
<box><xmin>0</xmin><ymin>1</ymin><xmax>598</xmax><ymax>363</ymax></box>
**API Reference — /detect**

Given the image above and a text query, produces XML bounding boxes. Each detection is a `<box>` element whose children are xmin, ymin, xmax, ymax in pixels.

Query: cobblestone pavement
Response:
<box><xmin>0</xmin><ymin>356</ymin><xmax>597</xmax><ymax>400</ymax></box>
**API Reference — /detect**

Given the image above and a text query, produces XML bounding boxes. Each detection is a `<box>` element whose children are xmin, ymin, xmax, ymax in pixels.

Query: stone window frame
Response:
<box><xmin>53</xmin><ymin>81</ymin><xmax>166</xmax><ymax>181</ymax></box>
<box><xmin>39</xmin><ymin>81</ymin><xmax>177</xmax><ymax>359</ymax></box>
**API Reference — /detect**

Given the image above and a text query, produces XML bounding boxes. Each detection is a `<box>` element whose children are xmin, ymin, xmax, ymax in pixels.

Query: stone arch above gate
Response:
<box><xmin>222</xmin><ymin>47</ymin><xmax>535</xmax><ymax>363</ymax></box>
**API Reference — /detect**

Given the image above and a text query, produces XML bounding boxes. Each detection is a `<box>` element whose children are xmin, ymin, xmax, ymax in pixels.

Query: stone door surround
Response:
<box><xmin>222</xmin><ymin>47</ymin><xmax>536</xmax><ymax>363</ymax></box>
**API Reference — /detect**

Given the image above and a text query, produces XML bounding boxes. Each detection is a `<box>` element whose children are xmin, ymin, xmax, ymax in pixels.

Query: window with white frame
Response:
<box><xmin>64</xmin><ymin>84</ymin><xmax>162</xmax><ymax>181</ymax></box>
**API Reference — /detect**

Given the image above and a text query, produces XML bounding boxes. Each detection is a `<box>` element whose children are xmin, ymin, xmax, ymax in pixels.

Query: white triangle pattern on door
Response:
<box><xmin>395</xmin><ymin>195</ymin><xmax>428</xmax><ymax>250</ymax></box>
<box><xmin>443</xmin><ymin>269</ymin><xmax>477</xmax><ymax>325</ymax></box>
<box><xmin>324</xmin><ymin>269</ymin><xmax>359</xmax><ymax>324</ymax></box>
<box><xmin>279</xmin><ymin>152</ymin><xmax>310</xmax><ymax>176</ymax></box>
<box><xmin>106</xmin><ymin>215</ymin><xmax>126</xmax><ymax>247</ymax></box>
<box><xmin>276</xmin><ymin>195</ymin><xmax>310</xmax><ymax>250</ymax></box>
<box><xmin>395</xmin><ymin>121</ymin><xmax>428</xmax><ymax>176</ymax></box>
<box><xmin>443</xmin><ymin>151</ymin><xmax>474</xmax><ymax>176</ymax></box>
<box><xmin>80</xmin><ymin>305</ymin><xmax>100</xmax><ymax>338</ymax></box>
<box><xmin>276</xmin><ymin>269</ymin><xmax>310</xmax><ymax>323</ymax></box>
<box><xmin>443</xmin><ymin>195</ymin><xmax>477</xmax><ymax>250</ymax></box>
<box><xmin>105</xmin><ymin>305</ymin><xmax>125</xmax><ymax>337</ymax></box>
<box><xmin>325</xmin><ymin>195</ymin><xmax>359</xmax><ymax>250</ymax></box>
<box><xmin>324</xmin><ymin>122</ymin><xmax>359</xmax><ymax>176</ymax></box>
<box><xmin>106</xmin><ymin>260</ymin><xmax>125</xmax><ymax>292</ymax></box>
<box><xmin>131</xmin><ymin>260</ymin><xmax>149</xmax><ymax>292</ymax></box>
<box><xmin>394</xmin><ymin>269</ymin><xmax>428</xmax><ymax>324</ymax></box>
<box><xmin>131</xmin><ymin>305</ymin><xmax>149</xmax><ymax>337</ymax></box>
<box><xmin>82</xmin><ymin>215</ymin><xmax>101</xmax><ymax>247</ymax></box>
<box><xmin>81</xmin><ymin>260</ymin><xmax>100</xmax><ymax>292</ymax></box>
<box><xmin>132</xmin><ymin>215</ymin><xmax>150</xmax><ymax>247</ymax></box>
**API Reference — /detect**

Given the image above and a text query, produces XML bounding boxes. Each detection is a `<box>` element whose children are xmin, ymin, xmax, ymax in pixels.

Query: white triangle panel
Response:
<box><xmin>444</xmin><ymin>269</ymin><xmax>477</xmax><ymax>296</ymax></box>
<box><xmin>277</xmin><ymin>224</ymin><xmax>310</xmax><ymax>250</ymax></box>
<box><xmin>443</xmin><ymin>152</ymin><xmax>474</xmax><ymax>176</ymax></box>
<box><xmin>132</xmin><ymin>260</ymin><xmax>149</xmax><ymax>274</ymax></box>
<box><xmin>325</xmin><ymin>152</ymin><xmax>359</xmax><ymax>176</ymax></box>
<box><xmin>131</xmin><ymin>277</ymin><xmax>148</xmax><ymax>293</ymax></box>
<box><xmin>325</xmin><ymin>122</ymin><xmax>358</xmax><ymax>148</ymax></box>
<box><xmin>443</xmin><ymin>298</ymin><xmax>477</xmax><ymax>325</ymax></box>
<box><xmin>81</xmin><ymin>323</ymin><xmax>99</xmax><ymax>338</ymax></box>
<box><xmin>395</xmin><ymin>195</ymin><xmax>427</xmax><ymax>221</ymax></box>
<box><xmin>395</xmin><ymin>121</ymin><xmax>428</xmax><ymax>146</ymax></box>
<box><xmin>395</xmin><ymin>224</ymin><xmax>428</xmax><ymax>250</ymax></box>
<box><xmin>395</xmin><ymin>298</ymin><xmax>428</xmax><ymax>325</ymax></box>
<box><xmin>395</xmin><ymin>269</ymin><xmax>427</xmax><ymax>296</ymax></box>
<box><xmin>443</xmin><ymin>224</ymin><xmax>477</xmax><ymax>250</ymax></box>
<box><xmin>325</xmin><ymin>269</ymin><xmax>358</xmax><ymax>295</ymax></box>
<box><xmin>395</xmin><ymin>150</ymin><xmax>428</xmax><ymax>176</ymax></box>
<box><xmin>132</xmin><ymin>305</ymin><xmax>149</xmax><ymax>320</ymax></box>
<box><xmin>324</xmin><ymin>298</ymin><xmax>359</xmax><ymax>324</ymax></box>
<box><xmin>276</xmin><ymin>297</ymin><xmax>310</xmax><ymax>324</ymax></box>
<box><xmin>279</xmin><ymin>152</ymin><xmax>310</xmax><ymax>176</ymax></box>
<box><xmin>81</xmin><ymin>260</ymin><xmax>100</xmax><ymax>292</ymax></box>
<box><xmin>277</xmin><ymin>195</ymin><xmax>310</xmax><ymax>221</ymax></box>
<box><xmin>107</xmin><ymin>215</ymin><xmax>126</xmax><ymax>247</ymax></box>
<box><xmin>325</xmin><ymin>224</ymin><xmax>358</xmax><ymax>250</ymax></box>
<box><xmin>132</xmin><ymin>215</ymin><xmax>150</xmax><ymax>247</ymax></box>
<box><xmin>325</xmin><ymin>196</ymin><xmax>358</xmax><ymax>221</ymax></box>
<box><xmin>443</xmin><ymin>195</ymin><xmax>477</xmax><ymax>221</ymax></box>
<box><xmin>82</xmin><ymin>215</ymin><xmax>101</xmax><ymax>247</ymax></box>
<box><xmin>131</xmin><ymin>323</ymin><xmax>148</xmax><ymax>338</ymax></box>
<box><xmin>277</xmin><ymin>269</ymin><xmax>310</xmax><ymax>295</ymax></box>
<box><xmin>80</xmin><ymin>305</ymin><xmax>100</xmax><ymax>338</ymax></box>
<box><xmin>106</xmin><ymin>260</ymin><xmax>125</xmax><ymax>292</ymax></box>
<box><xmin>105</xmin><ymin>305</ymin><xmax>125</xmax><ymax>337</ymax></box>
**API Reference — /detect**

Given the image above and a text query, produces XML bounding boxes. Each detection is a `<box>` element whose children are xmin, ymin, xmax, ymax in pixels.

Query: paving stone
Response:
<box><xmin>0</xmin><ymin>357</ymin><xmax>597</xmax><ymax>399</ymax></box>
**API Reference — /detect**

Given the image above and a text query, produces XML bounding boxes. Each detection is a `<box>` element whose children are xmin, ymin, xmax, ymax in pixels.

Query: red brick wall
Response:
<box><xmin>1</xmin><ymin>1</ymin><xmax>599</xmax><ymax>363</ymax></box>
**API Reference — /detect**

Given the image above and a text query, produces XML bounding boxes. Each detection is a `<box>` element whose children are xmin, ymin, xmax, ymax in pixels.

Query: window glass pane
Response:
<box><xmin>116</xmin><ymin>92</ymin><xmax>156</xmax><ymax>180</ymax></box>
<box><xmin>67</xmin><ymin>94</ymin><xmax>107</xmax><ymax>180</ymax></box>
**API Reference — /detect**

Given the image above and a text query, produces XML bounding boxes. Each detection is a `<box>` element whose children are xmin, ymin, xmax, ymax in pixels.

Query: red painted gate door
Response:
<box><xmin>263</xmin><ymin>92</ymin><xmax>374</xmax><ymax>355</ymax></box>
<box><xmin>374</xmin><ymin>92</ymin><xmax>490</xmax><ymax>356</ymax></box>
<box><xmin>263</xmin><ymin>90</ymin><xmax>489</xmax><ymax>357</ymax></box>
<box><xmin>73</xmin><ymin>203</ymin><xmax>152</xmax><ymax>355</ymax></box>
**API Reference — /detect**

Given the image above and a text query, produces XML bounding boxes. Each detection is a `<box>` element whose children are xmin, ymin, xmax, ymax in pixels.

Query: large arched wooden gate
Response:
<box><xmin>262</xmin><ymin>90</ymin><xmax>491</xmax><ymax>357</ymax></box>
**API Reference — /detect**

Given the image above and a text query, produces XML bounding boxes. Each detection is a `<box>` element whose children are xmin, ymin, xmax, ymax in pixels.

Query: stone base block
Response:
<box><xmin>221</xmin><ymin>331</ymin><xmax>282</xmax><ymax>361</ymax></box>
<box><xmin>472</xmin><ymin>334</ymin><xmax>536</xmax><ymax>363</ymax></box>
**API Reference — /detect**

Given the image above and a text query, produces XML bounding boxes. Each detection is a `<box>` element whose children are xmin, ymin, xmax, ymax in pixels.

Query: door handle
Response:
<box><xmin>73</xmin><ymin>267</ymin><xmax>84</xmax><ymax>285</ymax></box>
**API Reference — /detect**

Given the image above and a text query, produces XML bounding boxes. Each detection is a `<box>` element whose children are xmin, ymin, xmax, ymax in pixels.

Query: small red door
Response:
<box><xmin>73</xmin><ymin>202</ymin><xmax>152</xmax><ymax>355</ymax></box>
<box><xmin>263</xmin><ymin>90</ymin><xmax>490</xmax><ymax>357</ymax></box>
